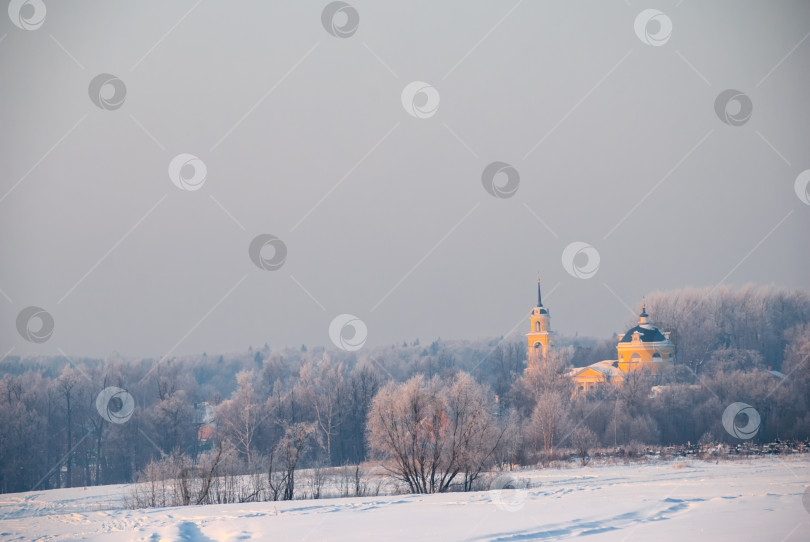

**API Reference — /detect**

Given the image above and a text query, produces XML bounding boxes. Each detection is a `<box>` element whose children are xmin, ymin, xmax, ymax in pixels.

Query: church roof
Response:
<box><xmin>589</xmin><ymin>359</ymin><xmax>623</xmax><ymax>376</ymax></box>
<box><xmin>569</xmin><ymin>359</ymin><xmax>624</xmax><ymax>378</ymax></box>
<box><xmin>619</xmin><ymin>299</ymin><xmax>671</xmax><ymax>343</ymax></box>
<box><xmin>620</xmin><ymin>324</ymin><xmax>667</xmax><ymax>343</ymax></box>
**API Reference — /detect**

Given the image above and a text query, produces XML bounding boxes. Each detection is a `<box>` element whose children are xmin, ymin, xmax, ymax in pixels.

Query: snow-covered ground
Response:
<box><xmin>1</xmin><ymin>457</ymin><xmax>809</xmax><ymax>541</ymax></box>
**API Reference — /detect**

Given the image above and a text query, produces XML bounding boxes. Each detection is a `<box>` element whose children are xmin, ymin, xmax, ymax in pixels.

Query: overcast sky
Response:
<box><xmin>2</xmin><ymin>0</ymin><xmax>809</xmax><ymax>359</ymax></box>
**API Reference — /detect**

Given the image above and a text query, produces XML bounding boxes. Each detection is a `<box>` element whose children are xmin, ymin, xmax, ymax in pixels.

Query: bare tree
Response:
<box><xmin>147</xmin><ymin>390</ymin><xmax>195</xmax><ymax>456</ymax></box>
<box><xmin>445</xmin><ymin>373</ymin><xmax>505</xmax><ymax>491</ymax></box>
<box><xmin>268</xmin><ymin>422</ymin><xmax>316</xmax><ymax>500</ymax></box>
<box><xmin>367</xmin><ymin>372</ymin><xmax>501</xmax><ymax>494</ymax></box>
<box><xmin>58</xmin><ymin>366</ymin><xmax>80</xmax><ymax>488</ymax></box>
<box><xmin>216</xmin><ymin>371</ymin><xmax>263</xmax><ymax>466</ymax></box>
<box><xmin>530</xmin><ymin>389</ymin><xmax>568</xmax><ymax>463</ymax></box>
<box><xmin>299</xmin><ymin>357</ymin><xmax>347</xmax><ymax>463</ymax></box>
<box><xmin>571</xmin><ymin>426</ymin><xmax>598</xmax><ymax>465</ymax></box>
<box><xmin>512</xmin><ymin>346</ymin><xmax>573</xmax><ymax>419</ymax></box>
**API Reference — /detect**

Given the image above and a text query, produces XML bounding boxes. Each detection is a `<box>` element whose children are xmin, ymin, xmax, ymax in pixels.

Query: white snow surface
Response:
<box><xmin>1</xmin><ymin>457</ymin><xmax>809</xmax><ymax>541</ymax></box>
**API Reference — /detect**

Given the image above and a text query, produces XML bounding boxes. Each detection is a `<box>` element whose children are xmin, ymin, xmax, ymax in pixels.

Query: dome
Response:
<box><xmin>620</xmin><ymin>324</ymin><xmax>667</xmax><ymax>343</ymax></box>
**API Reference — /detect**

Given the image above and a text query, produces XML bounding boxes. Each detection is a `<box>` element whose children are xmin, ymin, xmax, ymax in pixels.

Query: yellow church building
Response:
<box><xmin>527</xmin><ymin>279</ymin><xmax>675</xmax><ymax>394</ymax></box>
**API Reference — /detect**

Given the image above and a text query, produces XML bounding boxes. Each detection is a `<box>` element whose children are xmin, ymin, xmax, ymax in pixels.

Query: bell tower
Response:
<box><xmin>527</xmin><ymin>276</ymin><xmax>554</xmax><ymax>369</ymax></box>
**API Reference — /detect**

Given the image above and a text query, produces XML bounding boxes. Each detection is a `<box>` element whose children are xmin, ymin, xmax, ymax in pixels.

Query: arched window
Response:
<box><xmin>652</xmin><ymin>352</ymin><xmax>662</xmax><ymax>362</ymax></box>
<box><xmin>631</xmin><ymin>353</ymin><xmax>641</xmax><ymax>366</ymax></box>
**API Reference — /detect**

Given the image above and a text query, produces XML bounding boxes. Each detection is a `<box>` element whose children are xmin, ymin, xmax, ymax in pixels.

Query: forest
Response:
<box><xmin>1</xmin><ymin>284</ymin><xmax>809</xmax><ymax>500</ymax></box>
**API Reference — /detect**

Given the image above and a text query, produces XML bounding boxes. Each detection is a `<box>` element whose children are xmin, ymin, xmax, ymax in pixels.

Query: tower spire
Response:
<box><xmin>537</xmin><ymin>274</ymin><xmax>542</xmax><ymax>307</ymax></box>
<box><xmin>639</xmin><ymin>296</ymin><xmax>648</xmax><ymax>323</ymax></box>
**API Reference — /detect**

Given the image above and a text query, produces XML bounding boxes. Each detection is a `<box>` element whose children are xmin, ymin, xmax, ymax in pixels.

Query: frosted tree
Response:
<box><xmin>299</xmin><ymin>357</ymin><xmax>347</xmax><ymax>463</ymax></box>
<box><xmin>367</xmin><ymin>372</ymin><xmax>501</xmax><ymax>493</ymax></box>
<box><xmin>530</xmin><ymin>389</ymin><xmax>569</xmax><ymax>462</ymax></box>
<box><xmin>268</xmin><ymin>422</ymin><xmax>316</xmax><ymax>500</ymax></box>
<box><xmin>216</xmin><ymin>371</ymin><xmax>264</xmax><ymax>466</ymax></box>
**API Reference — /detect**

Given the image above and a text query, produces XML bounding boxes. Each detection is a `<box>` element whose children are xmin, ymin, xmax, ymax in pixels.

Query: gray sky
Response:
<box><xmin>2</xmin><ymin>0</ymin><xmax>809</xmax><ymax>359</ymax></box>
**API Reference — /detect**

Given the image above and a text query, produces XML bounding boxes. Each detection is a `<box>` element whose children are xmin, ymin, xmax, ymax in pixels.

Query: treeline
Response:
<box><xmin>0</xmin><ymin>285</ymin><xmax>808</xmax><ymax>496</ymax></box>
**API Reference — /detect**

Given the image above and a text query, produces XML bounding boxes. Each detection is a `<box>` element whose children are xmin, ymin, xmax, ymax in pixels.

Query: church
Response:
<box><xmin>527</xmin><ymin>278</ymin><xmax>675</xmax><ymax>394</ymax></box>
